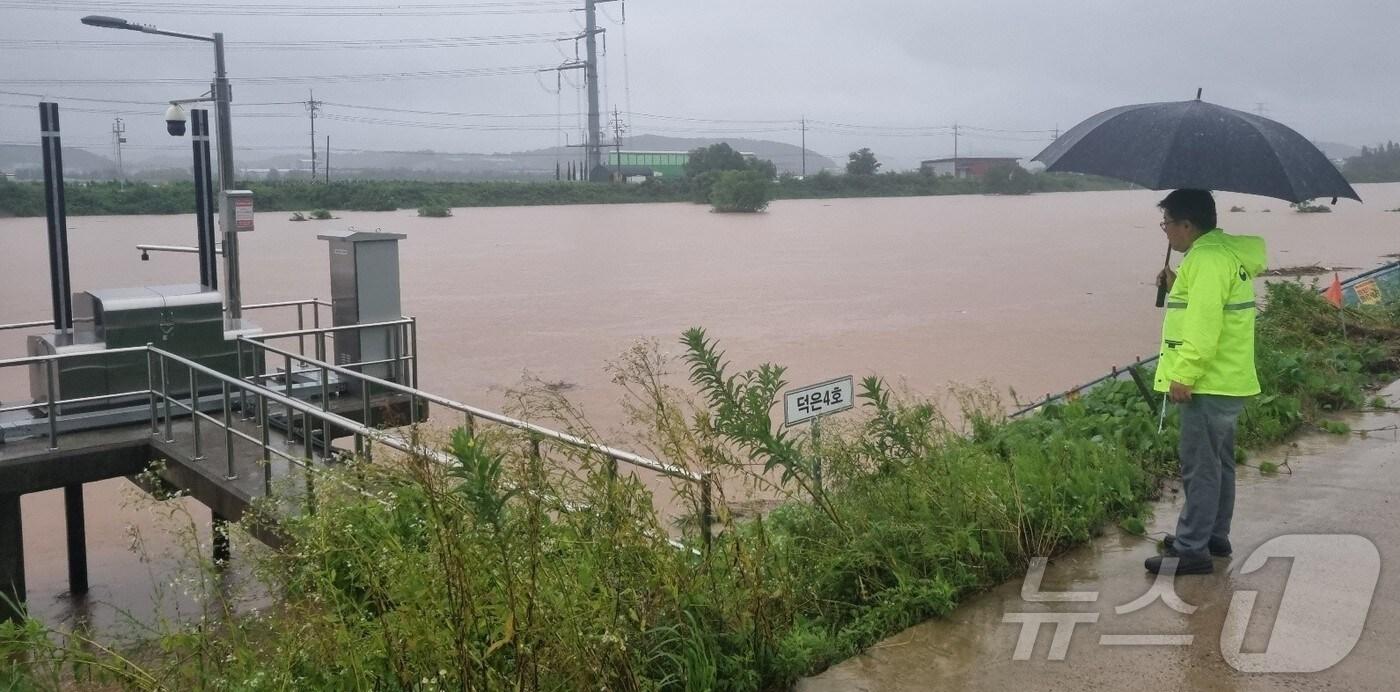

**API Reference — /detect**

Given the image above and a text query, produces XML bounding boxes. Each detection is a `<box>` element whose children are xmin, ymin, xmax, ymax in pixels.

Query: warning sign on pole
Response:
<box><xmin>222</xmin><ymin>190</ymin><xmax>255</xmax><ymax>232</ymax></box>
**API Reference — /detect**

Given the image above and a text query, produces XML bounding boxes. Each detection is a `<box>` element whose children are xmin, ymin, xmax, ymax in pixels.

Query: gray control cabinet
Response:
<box><xmin>319</xmin><ymin>231</ymin><xmax>406</xmax><ymax>388</ymax></box>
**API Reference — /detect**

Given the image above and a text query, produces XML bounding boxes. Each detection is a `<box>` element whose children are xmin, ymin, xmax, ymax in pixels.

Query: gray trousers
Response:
<box><xmin>1174</xmin><ymin>394</ymin><xmax>1247</xmax><ymax>558</ymax></box>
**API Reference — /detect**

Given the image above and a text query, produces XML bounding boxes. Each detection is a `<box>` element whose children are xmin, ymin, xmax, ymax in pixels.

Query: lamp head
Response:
<box><xmin>81</xmin><ymin>15</ymin><xmax>133</xmax><ymax>30</ymax></box>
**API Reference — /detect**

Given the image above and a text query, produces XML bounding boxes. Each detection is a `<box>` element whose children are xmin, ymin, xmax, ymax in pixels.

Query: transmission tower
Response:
<box><xmin>543</xmin><ymin>0</ymin><xmax>618</xmax><ymax>181</ymax></box>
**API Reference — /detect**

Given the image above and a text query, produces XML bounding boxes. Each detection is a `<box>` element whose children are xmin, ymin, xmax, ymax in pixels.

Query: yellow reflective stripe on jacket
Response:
<box><xmin>1167</xmin><ymin>301</ymin><xmax>1257</xmax><ymax>310</ymax></box>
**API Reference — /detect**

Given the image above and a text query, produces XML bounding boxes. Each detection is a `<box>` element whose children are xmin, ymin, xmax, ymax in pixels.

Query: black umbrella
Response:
<box><xmin>1032</xmin><ymin>92</ymin><xmax>1361</xmax><ymax>305</ymax></box>
<box><xmin>1033</xmin><ymin>94</ymin><xmax>1360</xmax><ymax>204</ymax></box>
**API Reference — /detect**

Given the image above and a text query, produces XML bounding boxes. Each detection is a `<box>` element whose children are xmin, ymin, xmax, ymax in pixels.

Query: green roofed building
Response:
<box><xmin>606</xmin><ymin>150</ymin><xmax>690</xmax><ymax>178</ymax></box>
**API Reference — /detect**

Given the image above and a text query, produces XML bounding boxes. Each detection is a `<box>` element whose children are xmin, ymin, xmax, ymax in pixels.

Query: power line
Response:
<box><xmin>322</xmin><ymin>100</ymin><xmax>577</xmax><ymax>119</ymax></box>
<box><xmin>0</xmin><ymin>0</ymin><xmax>576</xmax><ymax>17</ymax></box>
<box><xmin>0</xmin><ymin>65</ymin><xmax>555</xmax><ymax>86</ymax></box>
<box><xmin>320</xmin><ymin>113</ymin><xmax>567</xmax><ymax>132</ymax></box>
<box><xmin>0</xmin><ymin>89</ymin><xmax>167</xmax><ymax>106</ymax></box>
<box><xmin>0</xmin><ymin>33</ymin><xmax>576</xmax><ymax>51</ymax></box>
<box><xmin>630</xmin><ymin>112</ymin><xmax>796</xmax><ymax>125</ymax></box>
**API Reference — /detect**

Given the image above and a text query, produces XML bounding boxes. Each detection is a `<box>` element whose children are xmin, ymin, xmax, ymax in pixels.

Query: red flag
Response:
<box><xmin>1324</xmin><ymin>272</ymin><xmax>1344</xmax><ymax>308</ymax></box>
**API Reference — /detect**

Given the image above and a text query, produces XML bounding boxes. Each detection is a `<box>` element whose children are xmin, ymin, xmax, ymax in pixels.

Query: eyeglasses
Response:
<box><xmin>1159</xmin><ymin>219</ymin><xmax>1178</xmax><ymax>230</ymax></box>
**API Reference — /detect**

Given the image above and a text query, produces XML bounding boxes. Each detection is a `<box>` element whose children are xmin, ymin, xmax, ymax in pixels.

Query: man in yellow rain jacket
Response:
<box><xmin>1147</xmin><ymin>189</ymin><xmax>1267</xmax><ymax>576</ymax></box>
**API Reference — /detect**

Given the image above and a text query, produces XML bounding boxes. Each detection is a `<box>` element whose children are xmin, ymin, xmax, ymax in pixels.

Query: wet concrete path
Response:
<box><xmin>799</xmin><ymin>381</ymin><xmax>1400</xmax><ymax>691</ymax></box>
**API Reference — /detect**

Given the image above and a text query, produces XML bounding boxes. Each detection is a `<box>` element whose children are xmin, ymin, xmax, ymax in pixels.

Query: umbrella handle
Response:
<box><xmin>1154</xmin><ymin>241</ymin><xmax>1172</xmax><ymax>308</ymax></box>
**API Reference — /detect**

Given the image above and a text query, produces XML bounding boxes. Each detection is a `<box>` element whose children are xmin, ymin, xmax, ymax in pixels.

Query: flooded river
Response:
<box><xmin>2</xmin><ymin>185</ymin><xmax>1397</xmax><ymax>633</ymax></box>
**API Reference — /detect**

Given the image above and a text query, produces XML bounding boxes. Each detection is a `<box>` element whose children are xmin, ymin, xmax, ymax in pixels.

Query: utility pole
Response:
<box><xmin>79</xmin><ymin>17</ymin><xmax>243</xmax><ymax>319</ymax></box>
<box><xmin>952</xmin><ymin>122</ymin><xmax>960</xmax><ymax>178</ymax></box>
<box><xmin>305</xmin><ymin>89</ymin><xmax>322</xmax><ymax>181</ymax></box>
<box><xmin>610</xmin><ymin>105</ymin><xmax>627</xmax><ymax>181</ymax></box>
<box><xmin>110</xmin><ymin>117</ymin><xmax>126</xmax><ymax>186</ymax></box>
<box><xmin>324</xmin><ymin>134</ymin><xmax>330</xmax><ymax>183</ymax></box>
<box><xmin>801</xmin><ymin>116</ymin><xmax>807</xmax><ymax>177</ymax></box>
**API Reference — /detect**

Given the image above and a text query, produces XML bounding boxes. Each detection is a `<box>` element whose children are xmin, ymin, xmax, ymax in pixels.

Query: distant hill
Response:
<box><xmin>512</xmin><ymin>135</ymin><xmax>838</xmax><ymax>176</ymax></box>
<box><xmin>0</xmin><ymin>135</ymin><xmax>835</xmax><ymax>182</ymax></box>
<box><xmin>1314</xmin><ymin>141</ymin><xmax>1361</xmax><ymax>162</ymax></box>
<box><xmin>226</xmin><ymin>134</ymin><xmax>837</xmax><ymax>180</ymax></box>
<box><xmin>0</xmin><ymin>144</ymin><xmax>116</xmax><ymax>177</ymax></box>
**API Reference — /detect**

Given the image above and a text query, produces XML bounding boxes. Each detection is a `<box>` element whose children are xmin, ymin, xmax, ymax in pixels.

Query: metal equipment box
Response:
<box><xmin>319</xmin><ymin>231</ymin><xmax>406</xmax><ymax>388</ymax></box>
<box><xmin>28</xmin><ymin>284</ymin><xmax>260</xmax><ymax>412</ymax></box>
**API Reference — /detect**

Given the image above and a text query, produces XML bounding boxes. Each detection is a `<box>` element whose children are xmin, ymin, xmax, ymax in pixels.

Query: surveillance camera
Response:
<box><xmin>165</xmin><ymin>103</ymin><xmax>187</xmax><ymax>137</ymax></box>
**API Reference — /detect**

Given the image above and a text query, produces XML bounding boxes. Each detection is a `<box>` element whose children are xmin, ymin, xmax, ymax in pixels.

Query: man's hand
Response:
<box><xmin>1169</xmin><ymin>380</ymin><xmax>1193</xmax><ymax>403</ymax></box>
<box><xmin>1157</xmin><ymin>267</ymin><xmax>1177</xmax><ymax>293</ymax></box>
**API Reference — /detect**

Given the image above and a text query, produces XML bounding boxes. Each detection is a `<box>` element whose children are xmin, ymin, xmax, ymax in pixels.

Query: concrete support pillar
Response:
<box><xmin>64</xmin><ymin>484</ymin><xmax>88</xmax><ymax>595</ymax></box>
<box><xmin>0</xmin><ymin>494</ymin><xmax>24</xmax><ymax>622</ymax></box>
<box><xmin>212</xmin><ymin>511</ymin><xmax>230</xmax><ymax>564</ymax></box>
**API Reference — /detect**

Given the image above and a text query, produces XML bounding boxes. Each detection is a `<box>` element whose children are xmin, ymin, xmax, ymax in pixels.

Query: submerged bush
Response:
<box><xmin>709</xmin><ymin>170</ymin><xmax>772</xmax><ymax>213</ymax></box>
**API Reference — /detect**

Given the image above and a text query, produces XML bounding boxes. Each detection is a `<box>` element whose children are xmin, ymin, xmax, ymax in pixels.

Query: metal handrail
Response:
<box><xmin>239</xmin><ymin>298</ymin><xmax>331</xmax><ymax>358</ymax></box>
<box><xmin>238</xmin><ymin>335</ymin><xmax>702</xmax><ymax>483</ymax></box>
<box><xmin>0</xmin><ymin>343</ymin><xmax>713</xmax><ymax>545</ymax></box>
<box><xmin>246</xmin><ymin>316</ymin><xmax>419</xmax><ymax>391</ymax></box>
<box><xmin>253</xmin><ymin>317</ymin><xmax>412</xmax><ymax>341</ymax></box>
<box><xmin>2</xmin><ymin>297</ymin><xmax>332</xmax><ymax>354</ymax></box>
<box><xmin>1008</xmin><ymin>354</ymin><xmax>1160</xmax><ymax>419</ymax></box>
<box><xmin>0</xmin><ymin>320</ymin><xmax>54</xmax><ymax>333</ymax></box>
<box><xmin>0</xmin><ymin>389</ymin><xmax>148</xmax><ymax>416</ymax></box>
<box><xmin>242</xmin><ymin>298</ymin><xmax>332</xmax><ymax>311</ymax></box>
<box><xmin>0</xmin><ymin>346</ymin><xmax>151</xmax><ymax>369</ymax></box>
<box><xmin>0</xmin><ymin>346</ymin><xmax>154</xmax><ymax>450</ymax></box>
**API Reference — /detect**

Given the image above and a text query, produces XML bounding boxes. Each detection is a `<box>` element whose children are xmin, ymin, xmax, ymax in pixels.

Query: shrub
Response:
<box><xmin>417</xmin><ymin>204</ymin><xmax>452</xmax><ymax>218</ymax></box>
<box><xmin>982</xmin><ymin>163</ymin><xmax>1034</xmax><ymax>195</ymax></box>
<box><xmin>709</xmin><ymin>170</ymin><xmax>772</xmax><ymax>213</ymax></box>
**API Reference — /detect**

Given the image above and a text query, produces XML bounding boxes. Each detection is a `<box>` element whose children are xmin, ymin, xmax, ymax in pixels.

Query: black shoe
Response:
<box><xmin>1145</xmin><ymin>554</ymin><xmax>1213</xmax><ymax>575</ymax></box>
<box><xmin>1163</xmin><ymin>534</ymin><xmax>1231</xmax><ymax>557</ymax></box>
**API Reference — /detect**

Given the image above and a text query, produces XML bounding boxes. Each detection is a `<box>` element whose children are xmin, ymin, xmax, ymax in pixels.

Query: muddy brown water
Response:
<box><xmin>2</xmin><ymin>185</ymin><xmax>1398</xmax><ymax>635</ymax></box>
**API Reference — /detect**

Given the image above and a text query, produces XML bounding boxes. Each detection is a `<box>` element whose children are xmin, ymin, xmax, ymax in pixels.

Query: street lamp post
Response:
<box><xmin>81</xmin><ymin>15</ymin><xmax>245</xmax><ymax>321</ymax></box>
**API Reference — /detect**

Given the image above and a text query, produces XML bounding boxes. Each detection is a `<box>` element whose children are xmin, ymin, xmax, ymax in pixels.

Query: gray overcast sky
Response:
<box><xmin>2</xmin><ymin>0</ymin><xmax>1398</xmax><ymax>169</ymax></box>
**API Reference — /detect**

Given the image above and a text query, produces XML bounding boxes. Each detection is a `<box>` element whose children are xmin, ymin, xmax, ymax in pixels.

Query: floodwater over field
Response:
<box><xmin>2</xmin><ymin>185</ymin><xmax>1398</xmax><ymax>633</ymax></box>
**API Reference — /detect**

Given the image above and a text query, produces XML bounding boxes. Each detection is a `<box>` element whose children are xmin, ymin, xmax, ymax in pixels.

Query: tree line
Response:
<box><xmin>0</xmin><ymin>145</ymin><xmax>1128</xmax><ymax>218</ymax></box>
<box><xmin>1342</xmin><ymin>141</ymin><xmax>1400</xmax><ymax>183</ymax></box>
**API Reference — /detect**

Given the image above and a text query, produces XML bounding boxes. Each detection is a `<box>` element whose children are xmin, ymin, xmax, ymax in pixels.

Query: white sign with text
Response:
<box><xmin>783</xmin><ymin>376</ymin><xmax>855</xmax><ymax>426</ymax></box>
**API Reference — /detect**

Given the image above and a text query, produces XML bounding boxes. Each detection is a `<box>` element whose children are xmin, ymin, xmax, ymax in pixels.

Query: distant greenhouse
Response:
<box><xmin>606</xmin><ymin>150</ymin><xmax>691</xmax><ymax>178</ymax></box>
<box><xmin>920</xmin><ymin>156</ymin><xmax>1021</xmax><ymax>179</ymax></box>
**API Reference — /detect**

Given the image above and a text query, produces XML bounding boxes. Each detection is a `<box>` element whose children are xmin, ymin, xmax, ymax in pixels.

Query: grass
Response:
<box><xmin>3</xmin><ymin>282</ymin><xmax>1397</xmax><ymax>691</ymax></box>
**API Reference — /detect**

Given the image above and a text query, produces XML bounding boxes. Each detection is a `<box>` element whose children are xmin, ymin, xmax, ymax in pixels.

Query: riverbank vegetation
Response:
<box><xmin>1343</xmin><ymin>141</ymin><xmax>1400</xmax><ymax>183</ymax></box>
<box><xmin>3</xmin><ymin>284</ymin><xmax>1394</xmax><ymax>691</ymax></box>
<box><xmin>0</xmin><ymin>170</ymin><xmax>1129</xmax><ymax>218</ymax></box>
